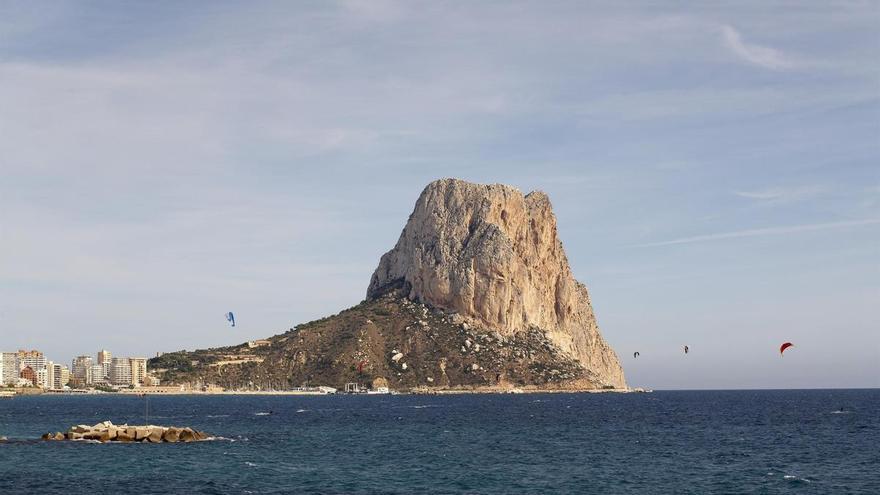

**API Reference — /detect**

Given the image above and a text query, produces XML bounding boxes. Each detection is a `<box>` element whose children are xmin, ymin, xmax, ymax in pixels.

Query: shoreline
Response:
<box><xmin>5</xmin><ymin>387</ymin><xmax>649</xmax><ymax>397</ymax></box>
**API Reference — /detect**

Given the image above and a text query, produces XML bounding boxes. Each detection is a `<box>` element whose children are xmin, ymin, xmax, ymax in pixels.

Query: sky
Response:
<box><xmin>0</xmin><ymin>1</ymin><xmax>877</xmax><ymax>389</ymax></box>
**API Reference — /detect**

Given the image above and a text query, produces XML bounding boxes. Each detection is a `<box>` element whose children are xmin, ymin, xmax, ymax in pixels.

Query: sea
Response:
<box><xmin>0</xmin><ymin>389</ymin><xmax>877</xmax><ymax>494</ymax></box>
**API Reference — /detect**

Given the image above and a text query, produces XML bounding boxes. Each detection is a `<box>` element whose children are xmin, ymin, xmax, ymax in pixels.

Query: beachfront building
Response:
<box><xmin>17</xmin><ymin>350</ymin><xmax>46</xmax><ymax>374</ymax></box>
<box><xmin>109</xmin><ymin>357</ymin><xmax>132</xmax><ymax>386</ymax></box>
<box><xmin>71</xmin><ymin>355</ymin><xmax>93</xmax><ymax>386</ymax></box>
<box><xmin>1</xmin><ymin>352</ymin><xmax>19</xmax><ymax>386</ymax></box>
<box><xmin>42</xmin><ymin>363</ymin><xmax>54</xmax><ymax>389</ymax></box>
<box><xmin>90</xmin><ymin>364</ymin><xmax>107</xmax><ymax>385</ymax></box>
<box><xmin>130</xmin><ymin>358</ymin><xmax>147</xmax><ymax>386</ymax></box>
<box><xmin>98</xmin><ymin>349</ymin><xmax>112</xmax><ymax>378</ymax></box>
<box><xmin>50</xmin><ymin>363</ymin><xmax>69</xmax><ymax>389</ymax></box>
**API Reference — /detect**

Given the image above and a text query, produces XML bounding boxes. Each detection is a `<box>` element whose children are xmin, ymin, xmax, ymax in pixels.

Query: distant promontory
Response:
<box><xmin>150</xmin><ymin>179</ymin><xmax>627</xmax><ymax>392</ymax></box>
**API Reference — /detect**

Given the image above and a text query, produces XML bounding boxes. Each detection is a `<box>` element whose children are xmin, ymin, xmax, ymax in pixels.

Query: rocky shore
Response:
<box><xmin>41</xmin><ymin>421</ymin><xmax>210</xmax><ymax>443</ymax></box>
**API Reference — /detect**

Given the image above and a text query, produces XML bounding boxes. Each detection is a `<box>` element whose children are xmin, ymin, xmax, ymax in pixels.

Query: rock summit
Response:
<box><xmin>369</xmin><ymin>178</ymin><xmax>626</xmax><ymax>388</ymax></box>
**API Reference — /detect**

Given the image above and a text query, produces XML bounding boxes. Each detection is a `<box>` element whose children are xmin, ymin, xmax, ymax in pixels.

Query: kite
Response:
<box><xmin>780</xmin><ymin>342</ymin><xmax>794</xmax><ymax>356</ymax></box>
<box><xmin>225</xmin><ymin>312</ymin><xmax>236</xmax><ymax>327</ymax></box>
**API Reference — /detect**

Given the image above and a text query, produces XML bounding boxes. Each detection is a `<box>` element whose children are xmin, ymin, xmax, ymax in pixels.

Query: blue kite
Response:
<box><xmin>225</xmin><ymin>312</ymin><xmax>235</xmax><ymax>327</ymax></box>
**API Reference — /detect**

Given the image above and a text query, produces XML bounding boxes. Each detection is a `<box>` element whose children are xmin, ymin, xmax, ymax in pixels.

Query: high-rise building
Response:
<box><xmin>97</xmin><ymin>349</ymin><xmax>112</xmax><ymax>364</ymax></box>
<box><xmin>109</xmin><ymin>357</ymin><xmax>132</xmax><ymax>386</ymax></box>
<box><xmin>44</xmin><ymin>362</ymin><xmax>55</xmax><ymax>389</ymax></box>
<box><xmin>129</xmin><ymin>358</ymin><xmax>147</xmax><ymax>386</ymax></box>
<box><xmin>17</xmin><ymin>350</ymin><xmax>46</xmax><ymax>374</ymax></box>
<box><xmin>0</xmin><ymin>352</ymin><xmax>19</xmax><ymax>386</ymax></box>
<box><xmin>71</xmin><ymin>355</ymin><xmax>93</xmax><ymax>386</ymax></box>
<box><xmin>50</xmin><ymin>363</ymin><xmax>68</xmax><ymax>389</ymax></box>
<box><xmin>98</xmin><ymin>350</ymin><xmax>112</xmax><ymax>379</ymax></box>
<box><xmin>90</xmin><ymin>364</ymin><xmax>106</xmax><ymax>385</ymax></box>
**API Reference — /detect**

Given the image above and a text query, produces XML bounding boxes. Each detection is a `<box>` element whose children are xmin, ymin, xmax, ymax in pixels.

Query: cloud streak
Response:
<box><xmin>721</xmin><ymin>25</ymin><xmax>795</xmax><ymax>70</ymax></box>
<box><xmin>636</xmin><ymin>219</ymin><xmax>880</xmax><ymax>247</ymax></box>
<box><xmin>734</xmin><ymin>185</ymin><xmax>825</xmax><ymax>203</ymax></box>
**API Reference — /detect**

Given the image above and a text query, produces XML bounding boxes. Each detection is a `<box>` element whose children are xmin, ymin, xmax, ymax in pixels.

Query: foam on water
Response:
<box><xmin>782</xmin><ymin>475</ymin><xmax>812</xmax><ymax>483</ymax></box>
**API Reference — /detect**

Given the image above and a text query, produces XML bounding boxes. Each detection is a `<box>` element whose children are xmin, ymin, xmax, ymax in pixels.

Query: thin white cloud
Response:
<box><xmin>721</xmin><ymin>25</ymin><xmax>795</xmax><ymax>70</ymax></box>
<box><xmin>734</xmin><ymin>185</ymin><xmax>825</xmax><ymax>203</ymax></box>
<box><xmin>636</xmin><ymin>219</ymin><xmax>880</xmax><ymax>247</ymax></box>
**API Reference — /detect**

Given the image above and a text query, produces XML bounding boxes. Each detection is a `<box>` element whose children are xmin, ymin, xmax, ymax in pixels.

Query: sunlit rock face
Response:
<box><xmin>368</xmin><ymin>178</ymin><xmax>626</xmax><ymax>389</ymax></box>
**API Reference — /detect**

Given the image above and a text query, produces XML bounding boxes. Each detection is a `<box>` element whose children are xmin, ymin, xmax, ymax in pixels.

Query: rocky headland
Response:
<box><xmin>150</xmin><ymin>179</ymin><xmax>626</xmax><ymax>392</ymax></box>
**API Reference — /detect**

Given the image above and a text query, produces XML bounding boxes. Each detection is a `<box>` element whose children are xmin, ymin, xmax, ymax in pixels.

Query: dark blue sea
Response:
<box><xmin>1</xmin><ymin>390</ymin><xmax>877</xmax><ymax>494</ymax></box>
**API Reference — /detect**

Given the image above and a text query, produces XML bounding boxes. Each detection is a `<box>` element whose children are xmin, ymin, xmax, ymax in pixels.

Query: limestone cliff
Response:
<box><xmin>151</xmin><ymin>178</ymin><xmax>626</xmax><ymax>391</ymax></box>
<box><xmin>368</xmin><ymin>178</ymin><xmax>626</xmax><ymax>388</ymax></box>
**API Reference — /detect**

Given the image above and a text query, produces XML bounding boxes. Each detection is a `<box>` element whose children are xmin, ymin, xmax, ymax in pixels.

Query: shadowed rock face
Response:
<box><xmin>368</xmin><ymin>178</ymin><xmax>626</xmax><ymax>388</ymax></box>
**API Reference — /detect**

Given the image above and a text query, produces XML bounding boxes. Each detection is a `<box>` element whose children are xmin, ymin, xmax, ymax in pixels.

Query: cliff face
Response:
<box><xmin>368</xmin><ymin>178</ymin><xmax>626</xmax><ymax>389</ymax></box>
<box><xmin>151</xmin><ymin>178</ymin><xmax>626</xmax><ymax>391</ymax></box>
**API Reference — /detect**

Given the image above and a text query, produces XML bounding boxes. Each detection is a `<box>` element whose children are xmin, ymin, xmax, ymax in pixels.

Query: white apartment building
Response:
<box><xmin>98</xmin><ymin>350</ymin><xmax>112</xmax><ymax>379</ymax></box>
<box><xmin>71</xmin><ymin>355</ymin><xmax>93</xmax><ymax>385</ymax></box>
<box><xmin>36</xmin><ymin>367</ymin><xmax>49</xmax><ymax>388</ymax></box>
<box><xmin>51</xmin><ymin>363</ymin><xmax>68</xmax><ymax>389</ymax></box>
<box><xmin>17</xmin><ymin>350</ymin><xmax>46</xmax><ymax>374</ymax></box>
<box><xmin>130</xmin><ymin>358</ymin><xmax>147</xmax><ymax>386</ymax></box>
<box><xmin>90</xmin><ymin>364</ymin><xmax>106</xmax><ymax>384</ymax></box>
<box><xmin>109</xmin><ymin>357</ymin><xmax>132</xmax><ymax>386</ymax></box>
<box><xmin>0</xmin><ymin>352</ymin><xmax>19</xmax><ymax>386</ymax></box>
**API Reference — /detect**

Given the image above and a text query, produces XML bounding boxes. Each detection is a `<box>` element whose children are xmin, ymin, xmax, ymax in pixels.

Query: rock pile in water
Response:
<box><xmin>41</xmin><ymin>421</ymin><xmax>209</xmax><ymax>443</ymax></box>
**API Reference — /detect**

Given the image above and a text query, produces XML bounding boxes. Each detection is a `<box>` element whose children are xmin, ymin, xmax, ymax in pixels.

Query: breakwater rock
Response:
<box><xmin>41</xmin><ymin>421</ymin><xmax>209</xmax><ymax>443</ymax></box>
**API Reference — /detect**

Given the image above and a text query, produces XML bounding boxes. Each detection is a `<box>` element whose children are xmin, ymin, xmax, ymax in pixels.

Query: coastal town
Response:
<box><xmin>0</xmin><ymin>349</ymin><xmax>165</xmax><ymax>395</ymax></box>
<box><xmin>0</xmin><ymin>348</ymin><xmax>361</xmax><ymax>396</ymax></box>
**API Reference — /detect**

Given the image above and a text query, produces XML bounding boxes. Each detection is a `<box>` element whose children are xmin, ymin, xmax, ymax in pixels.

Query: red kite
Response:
<box><xmin>780</xmin><ymin>342</ymin><xmax>794</xmax><ymax>356</ymax></box>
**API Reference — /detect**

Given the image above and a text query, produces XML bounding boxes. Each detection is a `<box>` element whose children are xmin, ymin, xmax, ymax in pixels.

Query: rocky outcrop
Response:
<box><xmin>368</xmin><ymin>178</ymin><xmax>626</xmax><ymax>388</ymax></box>
<box><xmin>42</xmin><ymin>421</ymin><xmax>209</xmax><ymax>443</ymax></box>
<box><xmin>150</xmin><ymin>178</ymin><xmax>627</xmax><ymax>391</ymax></box>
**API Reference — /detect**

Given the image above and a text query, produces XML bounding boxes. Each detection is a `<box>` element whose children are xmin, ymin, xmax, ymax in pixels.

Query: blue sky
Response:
<box><xmin>1</xmin><ymin>1</ymin><xmax>877</xmax><ymax>389</ymax></box>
